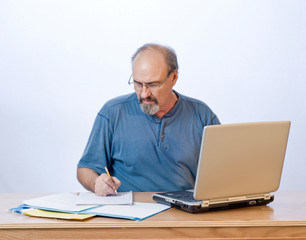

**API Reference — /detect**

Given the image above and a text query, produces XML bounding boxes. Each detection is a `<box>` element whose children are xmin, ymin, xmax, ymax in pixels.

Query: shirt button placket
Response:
<box><xmin>160</xmin><ymin>122</ymin><xmax>166</xmax><ymax>142</ymax></box>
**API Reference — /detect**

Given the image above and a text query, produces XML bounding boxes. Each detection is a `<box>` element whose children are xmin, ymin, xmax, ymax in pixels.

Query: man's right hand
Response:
<box><xmin>77</xmin><ymin>167</ymin><xmax>121</xmax><ymax>196</ymax></box>
<box><xmin>94</xmin><ymin>173</ymin><xmax>121</xmax><ymax>196</ymax></box>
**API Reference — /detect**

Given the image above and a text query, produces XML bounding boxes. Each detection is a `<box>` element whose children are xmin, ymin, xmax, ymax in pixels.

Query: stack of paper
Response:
<box><xmin>23</xmin><ymin>192</ymin><xmax>98</xmax><ymax>213</ymax></box>
<box><xmin>10</xmin><ymin>192</ymin><xmax>170</xmax><ymax>221</ymax></box>
<box><xmin>76</xmin><ymin>191</ymin><xmax>133</xmax><ymax>205</ymax></box>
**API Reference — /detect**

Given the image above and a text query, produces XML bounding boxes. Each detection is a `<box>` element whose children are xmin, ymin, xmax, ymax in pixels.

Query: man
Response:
<box><xmin>77</xmin><ymin>43</ymin><xmax>220</xmax><ymax>196</ymax></box>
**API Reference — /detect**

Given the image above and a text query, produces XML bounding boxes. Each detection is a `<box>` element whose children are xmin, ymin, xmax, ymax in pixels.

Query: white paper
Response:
<box><xmin>76</xmin><ymin>191</ymin><xmax>133</xmax><ymax>205</ymax></box>
<box><xmin>23</xmin><ymin>193</ymin><xmax>97</xmax><ymax>212</ymax></box>
<box><xmin>22</xmin><ymin>192</ymin><xmax>170</xmax><ymax>221</ymax></box>
<box><xmin>83</xmin><ymin>202</ymin><xmax>170</xmax><ymax>220</ymax></box>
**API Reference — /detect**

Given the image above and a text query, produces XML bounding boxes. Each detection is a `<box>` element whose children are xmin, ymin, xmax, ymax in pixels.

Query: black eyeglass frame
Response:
<box><xmin>128</xmin><ymin>71</ymin><xmax>173</xmax><ymax>91</ymax></box>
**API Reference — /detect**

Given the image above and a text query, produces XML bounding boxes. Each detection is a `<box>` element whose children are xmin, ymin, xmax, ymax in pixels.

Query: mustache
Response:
<box><xmin>140</xmin><ymin>97</ymin><xmax>158</xmax><ymax>104</ymax></box>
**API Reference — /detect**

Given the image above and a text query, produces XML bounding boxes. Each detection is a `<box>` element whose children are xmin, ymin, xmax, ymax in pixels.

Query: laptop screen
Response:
<box><xmin>194</xmin><ymin>121</ymin><xmax>290</xmax><ymax>201</ymax></box>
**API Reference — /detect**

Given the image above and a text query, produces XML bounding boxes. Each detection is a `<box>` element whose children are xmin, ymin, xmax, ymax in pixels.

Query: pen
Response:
<box><xmin>104</xmin><ymin>166</ymin><xmax>118</xmax><ymax>194</ymax></box>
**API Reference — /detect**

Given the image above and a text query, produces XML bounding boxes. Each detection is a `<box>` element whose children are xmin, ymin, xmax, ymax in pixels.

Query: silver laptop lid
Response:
<box><xmin>194</xmin><ymin>121</ymin><xmax>290</xmax><ymax>201</ymax></box>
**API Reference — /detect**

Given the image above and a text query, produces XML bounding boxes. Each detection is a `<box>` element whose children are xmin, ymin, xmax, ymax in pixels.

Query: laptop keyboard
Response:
<box><xmin>171</xmin><ymin>191</ymin><xmax>198</xmax><ymax>202</ymax></box>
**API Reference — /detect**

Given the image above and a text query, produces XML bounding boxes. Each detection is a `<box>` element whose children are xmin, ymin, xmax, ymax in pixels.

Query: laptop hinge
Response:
<box><xmin>201</xmin><ymin>201</ymin><xmax>210</xmax><ymax>207</ymax></box>
<box><xmin>264</xmin><ymin>193</ymin><xmax>271</xmax><ymax>200</ymax></box>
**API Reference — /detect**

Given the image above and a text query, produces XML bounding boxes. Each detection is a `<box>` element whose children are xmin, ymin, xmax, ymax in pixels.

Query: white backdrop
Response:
<box><xmin>1</xmin><ymin>0</ymin><xmax>305</xmax><ymax>193</ymax></box>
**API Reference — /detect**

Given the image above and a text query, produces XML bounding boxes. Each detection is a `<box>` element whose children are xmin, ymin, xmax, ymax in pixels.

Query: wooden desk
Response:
<box><xmin>1</xmin><ymin>191</ymin><xmax>306</xmax><ymax>240</ymax></box>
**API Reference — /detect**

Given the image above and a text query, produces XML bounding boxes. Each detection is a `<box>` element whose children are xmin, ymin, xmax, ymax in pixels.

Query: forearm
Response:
<box><xmin>77</xmin><ymin>167</ymin><xmax>99</xmax><ymax>192</ymax></box>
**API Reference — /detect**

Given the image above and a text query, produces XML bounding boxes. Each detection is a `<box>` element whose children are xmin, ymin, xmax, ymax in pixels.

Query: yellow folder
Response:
<box><xmin>23</xmin><ymin>208</ymin><xmax>95</xmax><ymax>220</ymax></box>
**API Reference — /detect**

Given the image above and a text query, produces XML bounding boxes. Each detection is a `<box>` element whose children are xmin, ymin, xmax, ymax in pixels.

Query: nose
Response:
<box><xmin>140</xmin><ymin>85</ymin><xmax>151</xmax><ymax>99</ymax></box>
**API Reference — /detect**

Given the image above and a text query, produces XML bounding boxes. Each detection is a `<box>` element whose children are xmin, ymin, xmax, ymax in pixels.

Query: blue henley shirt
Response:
<box><xmin>77</xmin><ymin>91</ymin><xmax>220</xmax><ymax>192</ymax></box>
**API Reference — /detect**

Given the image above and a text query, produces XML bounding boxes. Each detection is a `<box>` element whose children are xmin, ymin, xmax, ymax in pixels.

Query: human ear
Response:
<box><xmin>171</xmin><ymin>70</ymin><xmax>178</xmax><ymax>86</ymax></box>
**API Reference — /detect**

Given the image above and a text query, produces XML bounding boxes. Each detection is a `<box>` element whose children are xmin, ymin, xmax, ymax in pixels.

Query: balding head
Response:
<box><xmin>131</xmin><ymin>43</ymin><xmax>178</xmax><ymax>75</ymax></box>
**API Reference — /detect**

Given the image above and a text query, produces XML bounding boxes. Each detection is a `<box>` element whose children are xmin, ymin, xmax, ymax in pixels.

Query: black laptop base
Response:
<box><xmin>152</xmin><ymin>193</ymin><xmax>274</xmax><ymax>213</ymax></box>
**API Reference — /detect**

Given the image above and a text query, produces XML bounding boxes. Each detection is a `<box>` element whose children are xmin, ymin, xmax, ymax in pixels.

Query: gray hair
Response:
<box><xmin>131</xmin><ymin>43</ymin><xmax>179</xmax><ymax>75</ymax></box>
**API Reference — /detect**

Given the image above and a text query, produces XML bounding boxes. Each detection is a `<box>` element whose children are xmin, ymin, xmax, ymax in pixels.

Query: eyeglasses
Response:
<box><xmin>128</xmin><ymin>72</ymin><xmax>172</xmax><ymax>92</ymax></box>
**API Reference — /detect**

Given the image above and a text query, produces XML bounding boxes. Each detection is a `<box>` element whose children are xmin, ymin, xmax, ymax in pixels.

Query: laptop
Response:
<box><xmin>152</xmin><ymin>121</ymin><xmax>291</xmax><ymax>213</ymax></box>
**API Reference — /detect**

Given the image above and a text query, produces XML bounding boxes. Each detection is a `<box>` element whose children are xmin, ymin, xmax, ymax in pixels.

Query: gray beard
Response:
<box><xmin>140</xmin><ymin>102</ymin><xmax>159</xmax><ymax>115</ymax></box>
